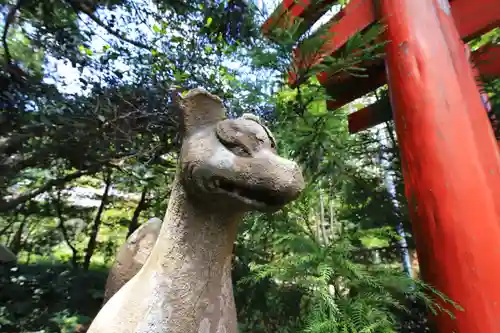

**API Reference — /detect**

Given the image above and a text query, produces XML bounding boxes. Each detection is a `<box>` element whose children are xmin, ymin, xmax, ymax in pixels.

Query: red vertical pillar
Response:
<box><xmin>377</xmin><ymin>0</ymin><xmax>500</xmax><ymax>332</ymax></box>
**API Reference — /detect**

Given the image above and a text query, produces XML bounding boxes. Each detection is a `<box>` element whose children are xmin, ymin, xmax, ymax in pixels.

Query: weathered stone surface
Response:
<box><xmin>87</xmin><ymin>88</ymin><xmax>305</xmax><ymax>333</ymax></box>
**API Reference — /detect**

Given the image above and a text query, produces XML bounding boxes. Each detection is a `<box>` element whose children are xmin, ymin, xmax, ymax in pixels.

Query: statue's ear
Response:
<box><xmin>178</xmin><ymin>88</ymin><xmax>227</xmax><ymax>136</ymax></box>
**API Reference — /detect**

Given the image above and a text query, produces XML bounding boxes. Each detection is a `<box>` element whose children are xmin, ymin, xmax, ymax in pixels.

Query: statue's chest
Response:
<box><xmin>133</xmin><ymin>279</ymin><xmax>172</xmax><ymax>333</ymax></box>
<box><xmin>132</xmin><ymin>272</ymin><xmax>236</xmax><ymax>333</ymax></box>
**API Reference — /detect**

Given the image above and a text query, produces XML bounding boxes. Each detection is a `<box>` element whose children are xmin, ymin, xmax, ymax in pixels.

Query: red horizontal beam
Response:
<box><xmin>262</xmin><ymin>0</ymin><xmax>500</xmax><ymax>44</ymax></box>
<box><xmin>347</xmin><ymin>96</ymin><xmax>391</xmax><ymax>133</ymax></box>
<box><xmin>289</xmin><ymin>0</ymin><xmax>376</xmax><ymax>86</ymax></box>
<box><xmin>347</xmin><ymin>45</ymin><xmax>500</xmax><ymax>133</ymax></box>
<box><xmin>452</xmin><ymin>0</ymin><xmax>500</xmax><ymax>41</ymax></box>
<box><xmin>324</xmin><ymin>59</ymin><xmax>386</xmax><ymax>109</ymax></box>
<box><xmin>320</xmin><ymin>0</ymin><xmax>376</xmax><ymax>55</ymax></box>
<box><xmin>288</xmin><ymin>0</ymin><xmax>499</xmax><ymax>94</ymax></box>
<box><xmin>471</xmin><ymin>44</ymin><xmax>500</xmax><ymax>78</ymax></box>
<box><xmin>324</xmin><ymin>0</ymin><xmax>499</xmax><ymax>109</ymax></box>
<box><xmin>262</xmin><ymin>0</ymin><xmax>338</xmax><ymax>43</ymax></box>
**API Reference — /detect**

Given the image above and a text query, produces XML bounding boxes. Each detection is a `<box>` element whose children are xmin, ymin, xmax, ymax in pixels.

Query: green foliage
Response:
<box><xmin>238</xmin><ymin>185</ymin><xmax>461</xmax><ymax>333</ymax></box>
<box><xmin>0</xmin><ymin>27</ymin><xmax>44</xmax><ymax>79</ymax></box>
<box><xmin>0</xmin><ymin>263</ymin><xmax>105</xmax><ymax>332</ymax></box>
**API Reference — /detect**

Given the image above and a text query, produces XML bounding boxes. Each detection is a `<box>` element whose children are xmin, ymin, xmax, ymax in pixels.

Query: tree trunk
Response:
<box><xmin>53</xmin><ymin>191</ymin><xmax>80</xmax><ymax>268</ymax></box>
<box><xmin>0</xmin><ymin>212</ymin><xmax>18</xmax><ymax>237</ymax></box>
<box><xmin>318</xmin><ymin>187</ymin><xmax>328</xmax><ymax>245</ymax></box>
<box><xmin>9</xmin><ymin>214</ymin><xmax>28</xmax><ymax>254</ymax></box>
<box><xmin>23</xmin><ymin>222</ymin><xmax>37</xmax><ymax>264</ymax></box>
<box><xmin>83</xmin><ymin>170</ymin><xmax>112</xmax><ymax>271</ymax></box>
<box><xmin>126</xmin><ymin>186</ymin><xmax>148</xmax><ymax>238</ymax></box>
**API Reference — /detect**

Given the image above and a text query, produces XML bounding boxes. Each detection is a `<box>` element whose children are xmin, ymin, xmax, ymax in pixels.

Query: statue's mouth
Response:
<box><xmin>206</xmin><ymin>176</ymin><xmax>287</xmax><ymax>207</ymax></box>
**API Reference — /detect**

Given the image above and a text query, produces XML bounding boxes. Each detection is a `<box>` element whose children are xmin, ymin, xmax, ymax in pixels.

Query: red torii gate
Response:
<box><xmin>262</xmin><ymin>1</ymin><xmax>500</xmax><ymax>332</ymax></box>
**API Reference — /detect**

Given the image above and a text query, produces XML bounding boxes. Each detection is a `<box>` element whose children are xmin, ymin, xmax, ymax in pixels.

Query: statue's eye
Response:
<box><xmin>216</xmin><ymin>121</ymin><xmax>252</xmax><ymax>157</ymax></box>
<box><xmin>216</xmin><ymin>119</ymin><xmax>276</xmax><ymax>156</ymax></box>
<box><xmin>223</xmin><ymin>141</ymin><xmax>251</xmax><ymax>157</ymax></box>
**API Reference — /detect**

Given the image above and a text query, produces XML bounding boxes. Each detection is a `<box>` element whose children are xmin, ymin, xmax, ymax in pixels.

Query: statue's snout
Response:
<box><xmin>270</xmin><ymin>155</ymin><xmax>305</xmax><ymax>203</ymax></box>
<box><xmin>244</xmin><ymin>150</ymin><xmax>305</xmax><ymax>206</ymax></box>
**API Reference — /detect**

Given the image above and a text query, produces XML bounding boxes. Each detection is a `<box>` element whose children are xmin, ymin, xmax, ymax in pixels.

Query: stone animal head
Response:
<box><xmin>178</xmin><ymin>88</ymin><xmax>305</xmax><ymax>212</ymax></box>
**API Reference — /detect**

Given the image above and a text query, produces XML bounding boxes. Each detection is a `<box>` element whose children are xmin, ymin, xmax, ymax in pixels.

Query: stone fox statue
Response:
<box><xmin>87</xmin><ymin>88</ymin><xmax>305</xmax><ymax>333</ymax></box>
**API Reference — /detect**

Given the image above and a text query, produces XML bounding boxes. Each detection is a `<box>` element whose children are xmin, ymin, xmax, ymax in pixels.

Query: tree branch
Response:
<box><xmin>53</xmin><ymin>190</ymin><xmax>79</xmax><ymax>267</ymax></box>
<box><xmin>127</xmin><ymin>185</ymin><xmax>148</xmax><ymax>238</ymax></box>
<box><xmin>66</xmin><ymin>0</ymin><xmax>150</xmax><ymax>50</ymax></box>
<box><xmin>0</xmin><ymin>165</ymin><xmax>101</xmax><ymax>213</ymax></box>
<box><xmin>2</xmin><ymin>0</ymin><xmax>25</xmax><ymax>67</ymax></box>
<box><xmin>83</xmin><ymin>168</ymin><xmax>112</xmax><ymax>270</ymax></box>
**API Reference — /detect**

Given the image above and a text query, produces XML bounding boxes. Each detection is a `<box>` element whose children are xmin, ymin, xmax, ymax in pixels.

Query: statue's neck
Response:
<box><xmin>149</xmin><ymin>179</ymin><xmax>242</xmax><ymax>270</ymax></box>
<box><xmin>138</xmin><ymin>179</ymin><xmax>242</xmax><ymax>332</ymax></box>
